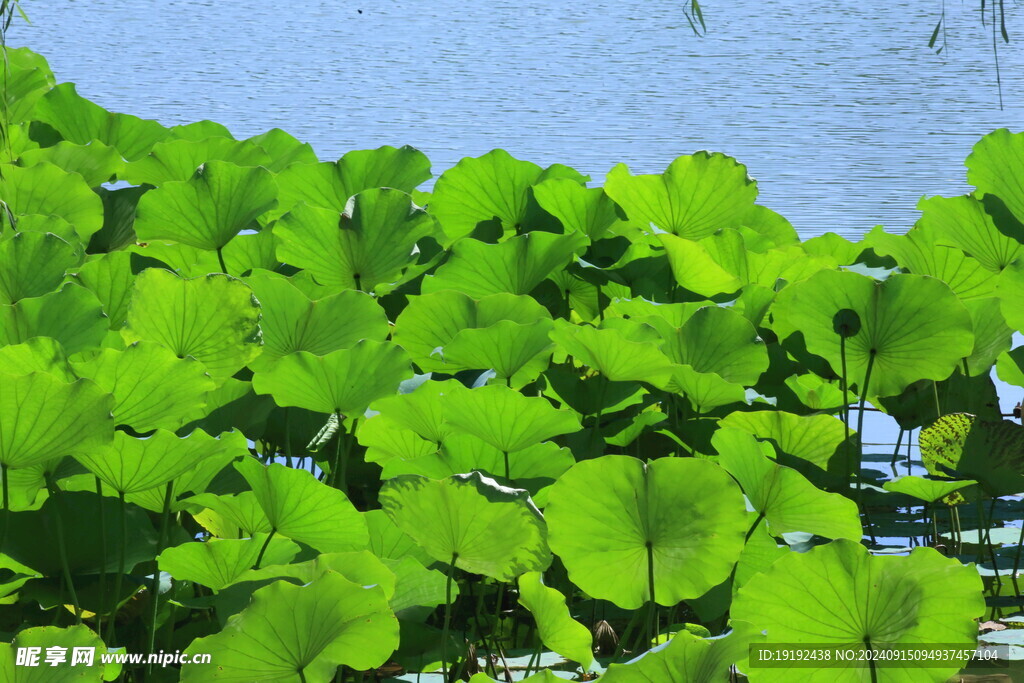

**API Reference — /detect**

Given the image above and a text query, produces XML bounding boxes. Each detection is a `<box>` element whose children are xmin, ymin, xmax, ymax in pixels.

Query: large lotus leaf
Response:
<box><xmin>718</xmin><ymin>410</ymin><xmax>847</xmax><ymax>470</ymax></box>
<box><xmin>0</xmin><ymin>47</ymin><xmax>56</xmax><ymax>124</ymax></box>
<box><xmin>770</xmin><ymin>270</ymin><xmax>974</xmax><ymax>398</ymax></box>
<box><xmin>31</xmin><ymin>83</ymin><xmax>170</xmax><ymax>160</ymax></box>
<box><xmin>517</xmin><ymin>571</ymin><xmax>593</xmax><ymax>668</ymax></box>
<box><xmin>379</xmin><ymin>472</ymin><xmax>551</xmax><ymax>580</ymax></box>
<box><xmin>531</xmin><ymin>177</ymin><xmax>621</xmax><ymax>240</ymax></box>
<box><xmin>997</xmin><ymin>346</ymin><xmax>1024</xmax><ymax>387</ymax></box>
<box><xmin>169</xmin><ymin>119</ymin><xmax>234</xmax><ymax>140</ymax></box>
<box><xmin>604</xmin><ymin>153</ymin><xmax>757</xmax><ymax>239</ymax></box>
<box><xmin>0</xmin><ymin>625</ymin><xmax>120</xmax><ymax>683</ymax></box>
<box><xmin>865</xmin><ymin>224</ymin><xmax>997</xmax><ymax>299</ymax></box>
<box><xmin>545</xmin><ymin>455</ymin><xmax>747</xmax><ymax>609</ymax></box>
<box><xmin>384</xmin><ymin>556</ymin><xmax>455</xmax><ymax>612</ymax></box>
<box><xmin>75</xmin><ymin>428</ymin><xmax>243</xmax><ymax>495</ymax></box>
<box><xmin>245</xmin><ymin>270</ymin><xmax>388</xmax><ymax>367</ymax></box>
<box><xmin>428</xmin><ymin>149</ymin><xmax>543</xmax><ymax>240</ymax></box>
<box><xmin>134</xmin><ymin>160</ymin><xmax>277</xmax><ymax>251</ymax></box>
<box><xmin>421</xmin><ymin>231</ymin><xmax>588</xmax><ymax>298</ymax></box>
<box><xmin>0</xmin><ymin>231</ymin><xmax>81</xmax><ymax>304</ymax></box>
<box><xmin>133</xmin><ymin>228</ymin><xmax>279</xmax><ymax>278</ymax></box>
<box><xmin>127</xmin><ymin>446</ymin><xmax>236</xmax><ymax>513</ymax></box>
<box><xmin>966</xmin><ymin>128</ymin><xmax>1024</xmax><ymax>224</ymax></box>
<box><xmin>0</xmin><ymin>162</ymin><xmax>103</xmax><ymax>240</ymax></box>
<box><xmin>962</xmin><ymin>297</ymin><xmax>1012</xmax><ymax>375</ymax></box>
<box><xmin>657</xmin><ymin>233</ymin><xmax>743</xmax><ymax>297</ymax></box>
<box><xmin>367</xmin><ymin>379</ymin><xmax>459</xmax><ymax>444</ymax></box>
<box><xmin>917</xmin><ymin>195</ymin><xmax>1023</xmax><ymax>272</ymax></box>
<box><xmin>442</xmin><ymin>318</ymin><xmax>555</xmax><ymax>385</ymax></box>
<box><xmin>252</xmin><ymin>342</ymin><xmax>411</xmax><ymax>415</ymax></box>
<box><xmin>882</xmin><ymin>476</ymin><xmax>977</xmax><ymax>503</ymax></box>
<box><xmin>88</xmin><ymin>185</ymin><xmax>145</xmax><ymax>253</ymax></box>
<box><xmin>0</xmin><ymin>284</ymin><xmax>107</xmax><ymax>354</ymax></box>
<box><xmin>666</xmin><ymin>365</ymin><xmax>746</xmax><ymax>412</ymax></box>
<box><xmin>235</xmin><ymin>552</ymin><xmax>396</xmax><ymax>605</ymax></box>
<box><xmin>0</xmin><ymin>372</ymin><xmax>113</xmax><ymax>468</ymax></box>
<box><xmin>189</xmin><ymin>491</ymin><xmax>272</xmax><ymax>537</ymax></box>
<box><xmin>181</xmin><ymin>572</ymin><xmax>398</xmax><ymax>680</ymax></box>
<box><xmin>71</xmin><ymin>341</ymin><xmax>215</xmax><ymax>431</ymax></box>
<box><xmin>919</xmin><ymin>413</ymin><xmax>1024</xmax><ymax>496</ymax></box>
<box><xmin>121</xmin><ymin>269</ymin><xmax>262</xmax><ymax>382</ymax></box>
<box><xmin>364</xmin><ymin>509</ymin><xmax>434</xmax><ymax>566</ymax></box>
<box><xmin>732</xmin><ymin>539</ymin><xmax>984</xmax><ymax>682</ymax></box>
<box><xmin>550</xmin><ymin>321</ymin><xmax>676</xmax><ymax>388</ymax></box>
<box><xmin>69</xmin><ymin>250</ymin><xmax>134</xmax><ymax>329</ymax></box>
<box><xmin>246</xmin><ymin>128</ymin><xmax>319</xmax><ymax>172</ymax></box>
<box><xmin>0</xmin><ymin>337</ymin><xmax>76</xmax><ymax>381</ymax></box>
<box><xmin>236</xmin><ymin>458</ymin><xmax>368</xmax><ymax>552</ymax></box>
<box><xmin>997</xmin><ymin>258</ymin><xmax>1024</xmax><ymax>332</ymax></box>
<box><xmin>274</xmin><ymin>145</ymin><xmax>431</xmax><ymax>215</ymax></box>
<box><xmin>600</xmin><ymin>623</ymin><xmax>762</xmax><ymax>683</ymax></box>
<box><xmin>443</xmin><ymin>384</ymin><xmax>581</xmax><ymax>455</ymax></box>
<box><xmin>275</xmin><ymin>189</ymin><xmax>439</xmax><ymax>291</ymax></box>
<box><xmin>659</xmin><ymin>306</ymin><xmax>768</xmax><ymax>386</ymax></box>
<box><xmin>714</xmin><ymin>429</ymin><xmax>862</xmax><ymax>540</ymax></box>
<box><xmin>18</xmin><ymin>139</ymin><xmax>124</xmax><ymax>188</ymax></box>
<box><xmin>158</xmin><ymin>534</ymin><xmax>300</xmax><ymax>591</ymax></box>
<box><xmin>124</xmin><ymin>136</ymin><xmax>273</xmax><ymax>185</ymax></box>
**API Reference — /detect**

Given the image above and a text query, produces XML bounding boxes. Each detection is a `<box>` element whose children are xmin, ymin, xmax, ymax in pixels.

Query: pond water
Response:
<box><xmin>14</xmin><ymin>0</ymin><xmax>1024</xmax><ymax>238</ymax></box>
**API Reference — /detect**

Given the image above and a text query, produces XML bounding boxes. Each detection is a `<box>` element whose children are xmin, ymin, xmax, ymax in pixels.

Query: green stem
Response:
<box><xmin>254</xmin><ymin>529</ymin><xmax>276</xmax><ymax>569</ymax></box>
<box><xmin>106</xmin><ymin>490</ymin><xmax>128</xmax><ymax>643</ymax></box>
<box><xmin>95</xmin><ymin>477</ymin><xmax>106</xmax><ymax>638</ymax></box>
<box><xmin>645</xmin><ymin>541</ymin><xmax>656</xmax><ymax>648</ymax></box>
<box><xmin>46</xmin><ymin>477</ymin><xmax>82</xmax><ymax>623</ymax></box>
<box><xmin>502</xmin><ymin>451</ymin><xmax>510</xmax><ymax>481</ymax></box>
<box><xmin>932</xmin><ymin>380</ymin><xmax>942</xmax><ymax>420</ymax></box>
<box><xmin>298</xmin><ymin>668</ymin><xmax>307</xmax><ymax>683</ymax></box>
<box><xmin>854</xmin><ymin>351</ymin><xmax>876</xmax><ymax>496</ymax></box>
<box><xmin>147</xmin><ymin>482</ymin><xmax>174</xmax><ymax>674</ymax></box>
<box><xmin>441</xmin><ymin>553</ymin><xmax>457</xmax><ymax>682</ymax></box>
<box><xmin>864</xmin><ymin>637</ymin><xmax>878</xmax><ymax>683</ymax></box>
<box><xmin>889</xmin><ymin>429</ymin><xmax>903</xmax><ymax>478</ymax></box>
<box><xmin>216</xmin><ymin>247</ymin><xmax>228</xmax><ymax>275</ymax></box>
<box><xmin>840</xmin><ymin>336</ymin><xmax>853</xmax><ymax>485</ymax></box>
<box><xmin>1010</xmin><ymin>515</ymin><xmax>1024</xmax><ymax>595</ymax></box>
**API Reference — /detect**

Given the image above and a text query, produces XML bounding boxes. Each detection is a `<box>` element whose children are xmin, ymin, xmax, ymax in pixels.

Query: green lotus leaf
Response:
<box><xmin>0</xmin><ymin>47</ymin><xmax>55</xmax><ymax>124</ymax></box>
<box><xmin>275</xmin><ymin>144</ymin><xmax>431</xmax><ymax>215</ymax></box>
<box><xmin>245</xmin><ymin>270</ymin><xmax>389</xmax><ymax>367</ymax></box>
<box><xmin>31</xmin><ymin>82</ymin><xmax>170</xmax><ymax>160</ymax></box>
<box><xmin>236</xmin><ymin>551</ymin><xmax>396</xmax><ymax>600</ymax></box>
<box><xmin>997</xmin><ymin>258</ymin><xmax>1024</xmax><ymax>332</ymax></box>
<box><xmin>659</xmin><ymin>305</ymin><xmax>768</xmax><ymax>386</ymax></box>
<box><xmin>666</xmin><ymin>365</ymin><xmax>747</xmax><ymax>412</ymax></box>
<box><xmin>189</xmin><ymin>491</ymin><xmax>272</xmax><ymax>538</ymax></box>
<box><xmin>384</xmin><ymin>555</ymin><xmax>456</xmax><ymax>612</ymax></box>
<box><xmin>0</xmin><ymin>231</ymin><xmax>81</xmax><ymax>305</ymax></box>
<box><xmin>392</xmin><ymin>290</ymin><xmax>550</xmax><ymax>373</ymax></box>
<box><xmin>966</xmin><ymin>128</ymin><xmax>1024</xmax><ymax>224</ymax></box>
<box><xmin>18</xmin><ymin>139</ymin><xmax>124</xmax><ymax>187</ymax></box>
<box><xmin>469</xmin><ymin>673</ymin><xmax>561</xmax><ymax>683</ymax></box>
<box><xmin>714</xmin><ymin>428</ymin><xmax>862</xmax><ymax>540</ymax></box>
<box><xmin>0</xmin><ymin>624</ymin><xmax>120</xmax><ymax>683</ymax></box>
<box><xmin>123</xmin><ymin>136</ymin><xmax>273</xmax><ymax>185</ymax></box>
<box><xmin>246</xmin><ymin>128</ymin><xmax>319</xmax><ymax>171</ymax></box>
<box><xmin>121</xmin><ymin>269</ymin><xmax>262</xmax><ymax>382</ymax></box>
<box><xmin>71</xmin><ymin>341</ymin><xmax>215</xmax><ymax>431</ymax></box>
<box><xmin>367</xmin><ymin>379</ymin><xmax>459</xmax><ymax>444</ymax></box>
<box><xmin>917</xmin><ymin>195</ymin><xmax>1023</xmax><ymax>272</ymax></box>
<box><xmin>517</xmin><ymin>571</ymin><xmax>593</xmax><ymax>667</ymax></box>
<box><xmin>718</xmin><ymin>410</ymin><xmax>848</xmax><ymax>470</ymax></box>
<box><xmin>996</xmin><ymin>346</ymin><xmax>1024</xmax><ymax>387</ymax></box>
<box><xmin>133</xmin><ymin>228</ymin><xmax>280</xmax><ymax>278</ymax></box>
<box><xmin>134</xmin><ymin>159</ymin><xmax>277</xmax><ymax>252</ymax></box>
<box><xmin>275</xmin><ymin>189</ymin><xmax>439</xmax><ymax>291</ymax></box>
<box><xmin>89</xmin><ymin>185</ymin><xmax>146</xmax><ymax>252</ymax></box>
<box><xmin>428</xmin><ymin>149</ymin><xmax>543</xmax><ymax>241</ymax></box>
<box><xmin>531</xmin><ymin>177</ymin><xmax>622</xmax><ymax>240</ymax></box>
<box><xmin>252</xmin><ymin>341</ymin><xmax>411</xmax><ymax>415</ymax></box>
<box><xmin>127</xmin><ymin>447</ymin><xmax>236</xmax><ymax>513</ymax></box>
<box><xmin>604</xmin><ymin>152</ymin><xmax>757</xmax><ymax>239</ymax></box>
<box><xmin>75</xmin><ymin>428</ymin><xmax>243</xmax><ymax>495</ymax></box>
<box><xmin>864</xmin><ymin>224</ymin><xmax>997</xmax><ymax>299</ymax></box>
<box><xmin>181</xmin><ymin>572</ymin><xmax>399</xmax><ymax>680</ymax></box>
<box><xmin>882</xmin><ymin>476</ymin><xmax>977</xmax><ymax>503</ymax></box>
<box><xmin>771</xmin><ymin>270</ymin><xmax>974</xmax><ymax>397</ymax></box>
<box><xmin>2</xmin><ymin>213</ymin><xmax>77</xmax><ymax>244</ymax></box>
<box><xmin>0</xmin><ymin>337</ymin><xmax>76</xmax><ymax>381</ymax></box>
<box><xmin>359</xmin><ymin>416</ymin><xmax>439</xmax><ymax>466</ymax></box>
<box><xmin>235</xmin><ymin>458</ymin><xmax>368</xmax><ymax>552</ymax></box>
<box><xmin>545</xmin><ymin>455</ymin><xmax>747</xmax><ymax>608</ymax></box>
<box><xmin>732</xmin><ymin>539</ymin><xmax>984</xmax><ymax>682</ymax></box>
<box><xmin>0</xmin><ymin>162</ymin><xmax>103</xmax><ymax>240</ymax></box>
<box><xmin>657</xmin><ymin>233</ymin><xmax>743</xmax><ymax>297</ymax></box>
<box><xmin>421</xmin><ymin>231</ymin><xmax>588</xmax><ymax>298</ymax></box>
<box><xmin>169</xmin><ymin>120</ymin><xmax>233</xmax><ymax>140</ymax></box>
<box><xmin>379</xmin><ymin>472</ymin><xmax>551</xmax><ymax>580</ymax></box>
<box><xmin>441</xmin><ymin>318</ymin><xmax>555</xmax><ymax>385</ymax></box>
<box><xmin>364</xmin><ymin>509</ymin><xmax>434</xmax><ymax>566</ymax></box>
<box><xmin>0</xmin><ymin>284</ymin><xmax>107</xmax><ymax>355</ymax></box>
<box><xmin>919</xmin><ymin>413</ymin><xmax>1024</xmax><ymax>496</ymax></box>
<box><xmin>962</xmin><ymin>297</ymin><xmax>1012</xmax><ymax>375</ymax></box>
<box><xmin>0</xmin><ymin>372</ymin><xmax>113</xmax><ymax>468</ymax></box>
<box><xmin>600</xmin><ymin>622</ymin><xmax>762</xmax><ymax>683</ymax></box>
<box><xmin>443</xmin><ymin>384</ymin><xmax>581</xmax><ymax>456</ymax></box>
<box><xmin>70</xmin><ymin>251</ymin><xmax>134</xmax><ymax>329</ymax></box>
<box><xmin>158</xmin><ymin>534</ymin><xmax>300</xmax><ymax>591</ymax></box>
<box><xmin>550</xmin><ymin>321</ymin><xmax>676</xmax><ymax>388</ymax></box>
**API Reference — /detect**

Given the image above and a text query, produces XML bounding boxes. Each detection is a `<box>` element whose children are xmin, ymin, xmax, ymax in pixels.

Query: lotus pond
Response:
<box><xmin>1</xmin><ymin>46</ymin><xmax>1024</xmax><ymax>682</ymax></box>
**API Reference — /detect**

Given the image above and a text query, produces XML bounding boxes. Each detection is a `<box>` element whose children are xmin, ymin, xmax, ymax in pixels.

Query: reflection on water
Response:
<box><xmin>15</xmin><ymin>0</ymin><xmax>1024</xmax><ymax>237</ymax></box>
